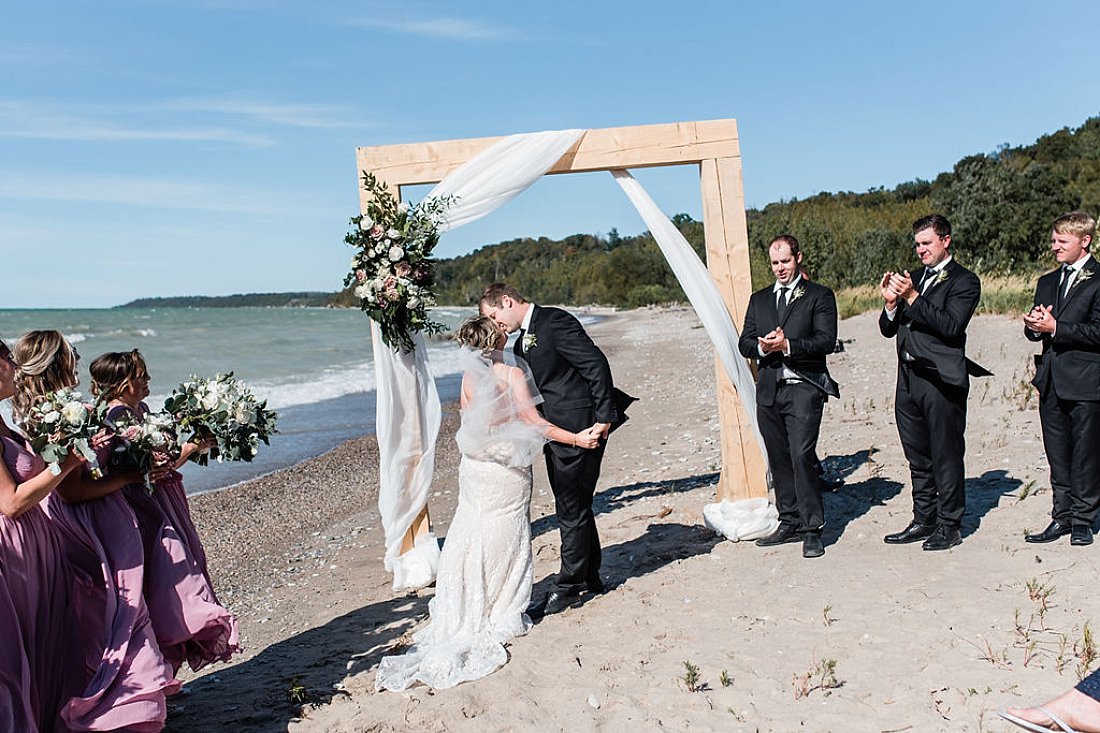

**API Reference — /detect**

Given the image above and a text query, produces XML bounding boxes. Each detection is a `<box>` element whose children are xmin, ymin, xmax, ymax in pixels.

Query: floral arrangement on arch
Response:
<box><xmin>344</xmin><ymin>172</ymin><xmax>453</xmax><ymax>353</ymax></box>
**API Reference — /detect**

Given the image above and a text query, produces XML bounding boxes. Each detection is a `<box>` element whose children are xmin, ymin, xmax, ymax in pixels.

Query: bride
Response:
<box><xmin>376</xmin><ymin>316</ymin><xmax>601</xmax><ymax>691</ymax></box>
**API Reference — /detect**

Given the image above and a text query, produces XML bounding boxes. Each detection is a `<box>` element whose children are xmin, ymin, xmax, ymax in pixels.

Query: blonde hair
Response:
<box><xmin>1052</xmin><ymin>211</ymin><xmax>1096</xmax><ymax>243</ymax></box>
<box><xmin>11</xmin><ymin>330</ymin><xmax>78</xmax><ymax>423</ymax></box>
<box><xmin>454</xmin><ymin>316</ymin><xmax>503</xmax><ymax>353</ymax></box>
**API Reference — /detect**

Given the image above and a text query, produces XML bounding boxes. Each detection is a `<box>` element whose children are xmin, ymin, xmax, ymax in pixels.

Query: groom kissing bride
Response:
<box><xmin>480</xmin><ymin>282</ymin><xmax>632</xmax><ymax>618</ymax></box>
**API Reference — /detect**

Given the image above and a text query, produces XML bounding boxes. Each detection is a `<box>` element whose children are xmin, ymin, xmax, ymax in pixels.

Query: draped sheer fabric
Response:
<box><xmin>375</xmin><ymin>129</ymin><xmax>776</xmax><ymax>589</ymax></box>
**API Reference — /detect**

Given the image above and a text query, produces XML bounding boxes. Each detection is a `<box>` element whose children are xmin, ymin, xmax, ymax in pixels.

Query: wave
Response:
<box><xmin>65</xmin><ymin>328</ymin><xmax>157</xmax><ymax>344</ymax></box>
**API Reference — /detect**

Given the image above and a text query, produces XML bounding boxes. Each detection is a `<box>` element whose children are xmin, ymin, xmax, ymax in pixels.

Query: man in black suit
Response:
<box><xmin>880</xmin><ymin>214</ymin><xmax>988</xmax><ymax>551</ymax></box>
<box><xmin>480</xmin><ymin>283</ymin><xmax>619</xmax><ymax>615</ymax></box>
<box><xmin>1023</xmin><ymin>211</ymin><xmax>1100</xmax><ymax>546</ymax></box>
<box><xmin>739</xmin><ymin>235</ymin><xmax>840</xmax><ymax>558</ymax></box>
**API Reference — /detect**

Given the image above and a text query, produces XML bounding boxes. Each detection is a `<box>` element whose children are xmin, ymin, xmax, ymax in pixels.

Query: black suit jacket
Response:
<box><xmin>878</xmin><ymin>259</ymin><xmax>990</xmax><ymax>388</ymax></box>
<box><xmin>738</xmin><ymin>279</ymin><xmax>840</xmax><ymax>407</ymax></box>
<box><xmin>515</xmin><ymin>305</ymin><xmax>617</xmax><ymax>449</ymax></box>
<box><xmin>1027</xmin><ymin>257</ymin><xmax>1100</xmax><ymax>401</ymax></box>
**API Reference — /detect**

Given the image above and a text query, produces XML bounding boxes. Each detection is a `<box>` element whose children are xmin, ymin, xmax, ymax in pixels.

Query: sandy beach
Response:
<box><xmin>169</xmin><ymin>306</ymin><xmax>1099</xmax><ymax>733</ymax></box>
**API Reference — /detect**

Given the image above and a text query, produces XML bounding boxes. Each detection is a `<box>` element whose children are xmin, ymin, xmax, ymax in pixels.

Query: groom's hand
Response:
<box><xmin>592</xmin><ymin>422</ymin><xmax>610</xmax><ymax>440</ymax></box>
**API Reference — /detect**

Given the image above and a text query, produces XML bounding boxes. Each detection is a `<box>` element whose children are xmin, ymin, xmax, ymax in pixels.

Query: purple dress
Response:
<box><xmin>0</xmin><ymin>434</ymin><xmax>88</xmax><ymax>733</ymax></box>
<box><xmin>44</xmin><ymin>442</ymin><xmax>179</xmax><ymax>732</ymax></box>
<box><xmin>108</xmin><ymin>404</ymin><xmax>239</xmax><ymax>673</ymax></box>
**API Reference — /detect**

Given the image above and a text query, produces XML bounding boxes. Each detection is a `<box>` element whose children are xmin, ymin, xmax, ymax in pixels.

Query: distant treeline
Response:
<box><xmin>118</xmin><ymin>292</ymin><xmax>334</xmax><ymax>308</ymax></box>
<box><xmin>128</xmin><ymin>115</ymin><xmax>1100</xmax><ymax>311</ymax></box>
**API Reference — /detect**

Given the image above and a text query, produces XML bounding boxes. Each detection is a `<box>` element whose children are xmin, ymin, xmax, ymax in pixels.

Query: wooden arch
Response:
<box><xmin>356</xmin><ymin>119</ymin><xmax>767</xmax><ymax>551</ymax></box>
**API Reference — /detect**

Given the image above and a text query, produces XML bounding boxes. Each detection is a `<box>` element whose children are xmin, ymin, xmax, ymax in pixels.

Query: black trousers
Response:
<box><xmin>1038</xmin><ymin>392</ymin><xmax>1100</xmax><ymax>527</ymax></box>
<box><xmin>894</xmin><ymin>364</ymin><xmax>968</xmax><ymax>528</ymax></box>
<box><xmin>757</xmin><ymin>381</ymin><xmax>826</xmax><ymax>535</ymax></box>
<box><xmin>545</xmin><ymin>441</ymin><xmax>606</xmax><ymax>595</ymax></box>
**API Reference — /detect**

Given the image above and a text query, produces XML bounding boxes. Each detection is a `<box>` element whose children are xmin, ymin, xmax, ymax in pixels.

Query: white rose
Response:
<box><xmin>200</xmin><ymin>389</ymin><xmax>220</xmax><ymax>411</ymax></box>
<box><xmin>386</xmin><ymin>228</ymin><xmax>400</xmax><ymax>239</ymax></box>
<box><xmin>388</xmin><ymin>246</ymin><xmax>404</xmax><ymax>262</ymax></box>
<box><xmin>397</xmin><ymin>202</ymin><xmax>408</xmax><ymax>214</ymax></box>
<box><xmin>354</xmin><ymin>284</ymin><xmax>370</xmax><ymax>299</ymax></box>
<box><xmin>234</xmin><ymin>404</ymin><xmax>255</xmax><ymax>425</ymax></box>
<box><xmin>407</xmin><ymin>296</ymin><xmax>420</xmax><ymax>309</ymax></box>
<box><xmin>61</xmin><ymin>401</ymin><xmax>86</xmax><ymax>425</ymax></box>
<box><xmin>41</xmin><ymin>410</ymin><xmax>61</xmax><ymax>424</ymax></box>
<box><xmin>358</xmin><ymin>217</ymin><xmax>373</xmax><ymax>231</ymax></box>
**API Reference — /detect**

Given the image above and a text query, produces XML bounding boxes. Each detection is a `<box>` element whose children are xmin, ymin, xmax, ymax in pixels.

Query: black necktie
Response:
<box><xmin>777</xmin><ymin>286</ymin><xmax>791</xmax><ymax>321</ymax></box>
<box><xmin>1057</xmin><ymin>265</ymin><xmax>1073</xmax><ymax>309</ymax></box>
<box><xmin>918</xmin><ymin>268</ymin><xmax>936</xmax><ymax>293</ymax></box>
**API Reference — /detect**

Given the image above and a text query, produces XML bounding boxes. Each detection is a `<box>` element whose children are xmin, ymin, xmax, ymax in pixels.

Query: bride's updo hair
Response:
<box><xmin>11</xmin><ymin>330</ymin><xmax>79</xmax><ymax>423</ymax></box>
<box><xmin>455</xmin><ymin>316</ymin><xmax>503</xmax><ymax>354</ymax></box>
<box><xmin>89</xmin><ymin>349</ymin><xmax>149</xmax><ymax>401</ymax></box>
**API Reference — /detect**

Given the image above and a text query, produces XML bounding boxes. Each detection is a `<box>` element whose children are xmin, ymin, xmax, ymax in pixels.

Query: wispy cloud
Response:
<box><xmin>0</xmin><ymin>172</ymin><xmax>332</xmax><ymax>216</ymax></box>
<box><xmin>348</xmin><ymin>16</ymin><xmax>521</xmax><ymax>41</ymax></box>
<box><xmin>158</xmin><ymin>98</ymin><xmax>358</xmax><ymax>129</ymax></box>
<box><xmin>0</xmin><ymin>101</ymin><xmax>273</xmax><ymax>146</ymax></box>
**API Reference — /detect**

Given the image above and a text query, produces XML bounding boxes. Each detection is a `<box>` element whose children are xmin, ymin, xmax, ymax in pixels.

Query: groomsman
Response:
<box><xmin>880</xmin><ymin>215</ymin><xmax>989</xmax><ymax>551</ymax></box>
<box><xmin>739</xmin><ymin>235</ymin><xmax>839</xmax><ymax>558</ymax></box>
<box><xmin>1023</xmin><ymin>211</ymin><xmax>1100</xmax><ymax>546</ymax></box>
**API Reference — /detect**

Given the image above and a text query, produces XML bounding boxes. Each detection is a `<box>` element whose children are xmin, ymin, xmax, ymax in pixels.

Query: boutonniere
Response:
<box><xmin>789</xmin><ymin>286</ymin><xmax>806</xmax><ymax>303</ymax></box>
<box><xmin>931</xmin><ymin>269</ymin><xmax>949</xmax><ymax>288</ymax></box>
<box><xmin>522</xmin><ymin>332</ymin><xmax>538</xmax><ymax>351</ymax></box>
<box><xmin>1071</xmin><ymin>268</ymin><xmax>1094</xmax><ymax>290</ymax></box>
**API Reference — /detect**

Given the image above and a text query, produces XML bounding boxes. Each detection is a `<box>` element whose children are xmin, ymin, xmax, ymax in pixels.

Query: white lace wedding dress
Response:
<box><xmin>375</xmin><ymin>349</ymin><xmax>547</xmax><ymax>691</ymax></box>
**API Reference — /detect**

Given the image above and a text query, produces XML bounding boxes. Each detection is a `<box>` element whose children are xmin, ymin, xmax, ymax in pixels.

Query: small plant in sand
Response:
<box><xmin>719</xmin><ymin>669</ymin><xmax>733</xmax><ymax>688</ymax></box>
<box><xmin>1057</xmin><ymin>633</ymin><xmax>1071</xmax><ymax>674</ymax></box>
<box><xmin>822</xmin><ymin>604</ymin><xmax>835</xmax><ymax>627</ymax></box>
<box><xmin>1075</xmin><ymin>622</ymin><xmax>1097</xmax><ymax>681</ymax></box>
<box><xmin>792</xmin><ymin>658</ymin><xmax>841</xmax><ymax>700</ymax></box>
<box><xmin>1025</xmin><ymin>577</ymin><xmax>1056</xmax><ymax>614</ymax></box>
<box><xmin>680</xmin><ymin>660</ymin><xmax>707</xmax><ymax>692</ymax></box>
<box><xmin>286</xmin><ymin>677</ymin><xmax>314</xmax><ymax>705</ymax></box>
<box><xmin>1015</xmin><ymin>479</ymin><xmax>1038</xmax><ymax>503</ymax></box>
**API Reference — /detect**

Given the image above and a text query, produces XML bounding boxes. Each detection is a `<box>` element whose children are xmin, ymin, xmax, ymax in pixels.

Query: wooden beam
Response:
<box><xmin>700</xmin><ymin>157</ymin><xmax>769</xmax><ymax>501</ymax></box>
<box><xmin>356</xmin><ymin>119</ymin><xmax>741</xmax><ymax>206</ymax></box>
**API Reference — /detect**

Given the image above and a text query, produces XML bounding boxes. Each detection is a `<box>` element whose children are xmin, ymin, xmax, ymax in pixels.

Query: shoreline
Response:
<box><xmin>170</xmin><ymin>305</ymin><xmax>1096</xmax><ymax>732</ymax></box>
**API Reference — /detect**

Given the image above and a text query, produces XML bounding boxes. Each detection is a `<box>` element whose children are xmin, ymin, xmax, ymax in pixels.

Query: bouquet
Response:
<box><xmin>22</xmin><ymin>388</ymin><xmax>105</xmax><ymax>478</ymax></box>
<box><xmin>106</xmin><ymin>409</ymin><xmax>181</xmax><ymax>491</ymax></box>
<box><xmin>343</xmin><ymin>172</ymin><xmax>453</xmax><ymax>353</ymax></box>
<box><xmin>163</xmin><ymin>373</ymin><xmax>279</xmax><ymax>466</ymax></box>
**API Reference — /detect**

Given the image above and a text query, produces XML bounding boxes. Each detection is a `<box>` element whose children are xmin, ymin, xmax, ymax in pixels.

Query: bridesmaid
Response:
<box><xmin>11</xmin><ymin>331</ymin><xmax>178</xmax><ymax>732</ymax></box>
<box><xmin>0</xmin><ymin>336</ymin><xmax>88</xmax><ymax>732</ymax></box>
<box><xmin>90</xmin><ymin>349</ymin><xmax>239</xmax><ymax>673</ymax></box>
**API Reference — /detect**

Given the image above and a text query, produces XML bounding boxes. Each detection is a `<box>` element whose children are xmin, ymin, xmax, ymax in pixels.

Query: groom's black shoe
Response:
<box><xmin>586</xmin><ymin>580</ymin><xmax>606</xmax><ymax>595</ymax></box>
<box><xmin>526</xmin><ymin>591</ymin><xmax>582</xmax><ymax>619</ymax></box>
<box><xmin>1025</xmin><ymin>520</ymin><xmax>1072</xmax><ymax>544</ymax></box>
<box><xmin>755</xmin><ymin>524</ymin><xmax>800</xmax><ymax>547</ymax></box>
<box><xmin>1071</xmin><ymin>526</ymin><xmax>1094</xmax><ymax>546</ymax></box>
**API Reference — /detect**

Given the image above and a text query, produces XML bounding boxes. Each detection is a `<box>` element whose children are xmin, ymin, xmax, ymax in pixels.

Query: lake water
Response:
<box><xmin>0</xmin><ymin>306</ymin><xmax>598</xmax><ymax>494</ymax></box>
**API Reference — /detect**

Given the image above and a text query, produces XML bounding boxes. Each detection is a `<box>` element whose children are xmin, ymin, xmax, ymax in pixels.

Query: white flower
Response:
<box><xmin>397</xmin><ymin>202</ymin><xmax>408</xmax><ymax>214</ymax></box>
<box><xmin>61</xmin><ymin>401</ymin><xmax>86</xmax><ymax>425</ymax></box>
<box><xmin>200</xmin><ymin>388</ymin><xmax>220</xmax><ymax>411</ymax></box>
<box><xmin>407</xmin><ymin>296</ymin><xmax>420</xmax><ymax>309</ymax></box>
<box><xmin>358</xmin><ymin>217</ymin><xmax>373</xmax><ymax>231</ymax></box>
<box><xmin>354</xmin><ymin>284</ymin><xmax>370</xmax><ymax>299</ymax></box>
<box><xmin>386</xmin><ymin>228</ymin><xmax>400</xmax><ymax>239</ymax></box>
<box><xmin>234</xmin><ymin>404</ymin><xmax>255</xmax><ymax>425</ymax></box>
<box><xmin>41</xmin><ymin>410</ymin><xmax>61</xmax><ymax>424</ymax></box>
<box><xmin>388</xmin><ymin>246</ymin><xmax>404</xmax><ymax>262</ymax></box>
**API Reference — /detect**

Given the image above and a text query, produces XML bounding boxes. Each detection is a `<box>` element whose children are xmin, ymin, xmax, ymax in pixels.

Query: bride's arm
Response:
<box><xmin>507</xmin><ymin>366</ymin><xmax>599</xmax><ymax>449</ymax></box>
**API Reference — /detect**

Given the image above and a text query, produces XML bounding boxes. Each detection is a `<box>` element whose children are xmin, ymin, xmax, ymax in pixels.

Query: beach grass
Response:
<box><xmin>835</xmin><ymin>274</ymin><xmax>1036</xmax><ymax>319</ymax></box>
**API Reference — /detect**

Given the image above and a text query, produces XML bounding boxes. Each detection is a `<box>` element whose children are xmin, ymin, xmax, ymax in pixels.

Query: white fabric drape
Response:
<box><xmin>376</xmin><ymin>129</ymin><xmax>585</xmax><ymax>591</ymax></box>
<box><xmin>611</xmin><ymin>169</ymin><xmax>776</xmax><ymax>541</ymax></box>
<box><xmin>374</xmin><ymin>323</ymin><xmax>442</xmax><ymax>591</ymax></box>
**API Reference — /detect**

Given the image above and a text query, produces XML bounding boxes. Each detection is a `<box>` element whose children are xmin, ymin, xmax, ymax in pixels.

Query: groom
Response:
<box><xmin>480</xmin><ymin>283</ymin><xmax>619</xmax><ymax>617</ymax></box>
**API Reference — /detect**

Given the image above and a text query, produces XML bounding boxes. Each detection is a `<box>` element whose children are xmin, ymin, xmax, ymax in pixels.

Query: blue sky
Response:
<box><xmin>2</xmin><ymin>0</ymin><xmax>1098</xmax><ymax>308</ymax></box>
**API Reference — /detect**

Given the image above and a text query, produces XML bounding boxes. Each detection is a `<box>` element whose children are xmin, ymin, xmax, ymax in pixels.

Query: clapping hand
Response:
<box><xmin>1024</xmin><ymin>304</ymin><xmax>1056</xmax><ymax>334</ymax></box>
<box><xmin>758</xmin><ymin>327</ymin><xmax>787</xmax><ymax>354</ymax></box>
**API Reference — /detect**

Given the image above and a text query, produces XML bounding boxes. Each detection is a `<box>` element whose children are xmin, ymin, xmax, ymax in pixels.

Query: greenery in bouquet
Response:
<box><xmin>22</xmin><ymin>387</ymin><xmax>106</xmax><ymax>478</ymax></box>
<box><xmin>344</xmin><ymin>171</ymin><xmax>453</xmax><ymax>353</ymax></box>
<box><xmin>105</xmin><ymin>409</ymin><xmax>181</xmax><ymax>490</ymax></box>
<box><xmin>163</xmin><ymin>373</ymin><xmax>279</xmax><ymax>466</ymax></box>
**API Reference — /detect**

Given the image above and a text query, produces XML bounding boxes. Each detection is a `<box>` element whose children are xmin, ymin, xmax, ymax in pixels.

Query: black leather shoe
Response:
<box><xmin>755</xmin><ymin>524</ymin><xmax>800</xmax><ymax>547</ymax></box>
<box><xmin>883</xmin><ymin>521</ymin><xmax>936</xmax><ymax>544</ymax></box>
<box><xmin>525</xmin><ymin>597</ymin><xmax>548</xmax><ymax>619</ymax></box>
<box><xmin>802</xmin><ymin>535</ymin><xmax>825</xmax><ymax>558</ymax></box>
<box><xmin>1025</xmin><ymin>520</ymin><xmax>1072</xmax><ymax>543</ymax></box>
<box><xmin>1071</xmin><ymin>526</ymin><xmax>1094</xmax><ymax>546</ymax></box>
<box><xmin>587</xmin><ymin>580</ymin><xmax>606</xmax><ymax>595</ymax></box>
<box><xmin>922</xmin><ymin>526</ymin><xmax>962</xmax><ymax>551</ymax></box>
<box><xmin>542</xmin><ymin>591</ymin><xmax>582</xmax><ymax>616</ymax></box>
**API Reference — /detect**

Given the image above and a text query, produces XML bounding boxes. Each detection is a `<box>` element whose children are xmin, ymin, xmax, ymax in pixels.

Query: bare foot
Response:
<box><xmin>1006</xmin><ymin>688</ymin><xmax>1100</xmax><ymax>732</ymax></box>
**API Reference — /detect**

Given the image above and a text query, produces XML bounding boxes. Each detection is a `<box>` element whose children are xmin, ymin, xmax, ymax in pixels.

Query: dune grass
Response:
<box><xmin>835</xmin><ymin>274</ymin><xmax>1037</xmax><ymax>320</ymax></box>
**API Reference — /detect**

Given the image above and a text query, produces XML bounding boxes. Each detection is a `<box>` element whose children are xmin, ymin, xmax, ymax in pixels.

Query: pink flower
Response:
<box><xmin>413</xmin><ymin>263</ymin><xmax>429</xmax><ymax>281</ymax></box>
<box><xmin>122</xmin><ymin>426</ymin><xmax>142</xmax><ymax>441</ymax></box>
<box><xmin>355</xmin><ymin>269</ymin><xmax>366</xmax><ymax>283</ymax></box>
<box><xmin>394</xmin><ymin>261</ymin><xmax>411</xmax><ymax>278</ymax></box>
<box><xmin>370</xmin><ymin>224</ymin><xmax>385</xmax><ymax>240</ymax></box>
<box><xmin>383</xmin><ymin>276</ymin><xmax>398</xmax><ymax>296</ymax></box>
